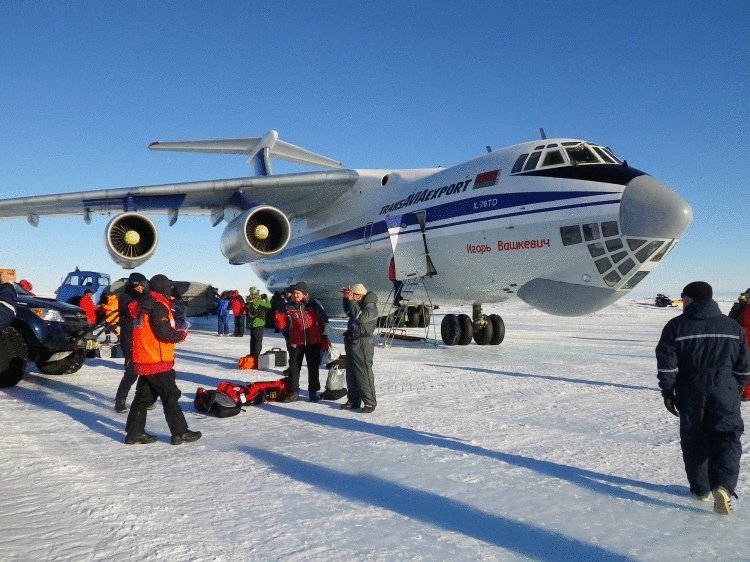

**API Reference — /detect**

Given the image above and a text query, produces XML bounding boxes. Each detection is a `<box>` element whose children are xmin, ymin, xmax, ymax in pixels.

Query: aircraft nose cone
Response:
<box><xmin>620</xmin><ymin>175</ymin><xmax>692</xmax><ymax>239</ymax></box>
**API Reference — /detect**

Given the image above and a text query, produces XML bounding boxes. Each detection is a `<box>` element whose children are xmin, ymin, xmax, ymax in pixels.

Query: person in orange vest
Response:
<box><xmin>98</xmin><ymin>292</ymin><xmax>120</xmax><ymax>344</ymax></box>
<box><xmin>124</xmin><ymin>274</ymin><xmax>201</xmax><ymax>445</ymax></box>
<box><xmin>79</xmin><ymin>289</ymin><xmax>97</xmax><ymax>324</ymax></box>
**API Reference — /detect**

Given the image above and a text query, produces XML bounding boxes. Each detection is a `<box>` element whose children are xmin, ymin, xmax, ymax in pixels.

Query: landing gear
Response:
<box><xmin>440</xmin><ymin>305</ymin><xmax>505</xmax><ymax>346</ymax></box>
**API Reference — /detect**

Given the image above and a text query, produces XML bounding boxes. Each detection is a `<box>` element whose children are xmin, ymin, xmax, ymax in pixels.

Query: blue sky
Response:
<box><xmin>0</xmin><ymin>1</ymin><xmax>748</xmax><ymax>300</ymax></box>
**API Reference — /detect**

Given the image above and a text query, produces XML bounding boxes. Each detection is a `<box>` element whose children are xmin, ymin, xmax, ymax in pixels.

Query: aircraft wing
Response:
<box><xmin>0</xmin><ymin>169</ymin><xmax>360</xmax><ymax>224</ymax></box>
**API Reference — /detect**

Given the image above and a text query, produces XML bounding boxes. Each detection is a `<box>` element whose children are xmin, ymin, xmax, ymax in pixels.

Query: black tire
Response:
<box><xmin>489</xmin><ymin>314</ymin><xmax>505</xmax><ymax>345</ymax></box>
<box><xmin>440</xmin><ymin>314</ymin><xmax>461</xmax><ymax>346</ymax></box>
<box><xmin>36</xmin><ymin>348</ymin><xmax>87</xmax><ymax>376</ymax></box>
<box><xmin>473</xmin><ymin>316</ymin><xmax>494</xmax><ymax>345</ymax></box>
<box><xmin>0</xmin><ymin>327</ymin><xmax>29</xmax><ymax>387</ymax></box>
<box><xmin>457</xmin><ymin>314</ymin><xmax>474</xmax><ymax>346</ymax></box>
<box><xmin>406</xmin><ymin>307</ymin><xmax>420</xmax><ymax>328</ymax></box>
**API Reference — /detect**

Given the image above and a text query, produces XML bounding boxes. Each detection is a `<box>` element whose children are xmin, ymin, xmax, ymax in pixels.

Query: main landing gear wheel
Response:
<box><xmin>440</xmin><ymin>309</ymin><xmax>505</xmax><ymax>346</ymax></box>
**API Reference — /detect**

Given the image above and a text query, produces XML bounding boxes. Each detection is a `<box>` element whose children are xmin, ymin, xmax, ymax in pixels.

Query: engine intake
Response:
<box><xmin>105</xmin><ymin>213</ymin><xmax>159</xmax><ymax>269</ymax></box>
<box><xmin>220</xmin><ymin>206</ymin><xmax>291</xmax><ymax>264</ymax></box>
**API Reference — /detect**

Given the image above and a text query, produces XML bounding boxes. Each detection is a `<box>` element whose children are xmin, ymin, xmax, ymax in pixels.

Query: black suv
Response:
<box><xmin>0</xmin><ymin>284</ymin><xmax>92</xmax><ymax>387</ymax></box>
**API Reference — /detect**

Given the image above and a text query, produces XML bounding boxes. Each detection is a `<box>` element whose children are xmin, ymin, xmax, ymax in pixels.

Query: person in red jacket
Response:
<box><xmin>275</xmin><ymin>281</ymin><xmax>329</xmax><ymax>402</ymax></box>
<box><xmin>79</xmin><ymin>289</ymin><xmax>97</xmax><ymax>324</ymax></box>
<box><xmin>124</xmin><ymin>274</ymin><xmax>201</xmax><ymax>445</ymax></box>
<box><xmin>230</xmin><ymin>290</ymin><xmax>246</xmax><ymax>337</ymax></box>
<box><xmin>737</xmin><ymin>289</ymin><xmax>750</xmax><ymax>401</ymax></box>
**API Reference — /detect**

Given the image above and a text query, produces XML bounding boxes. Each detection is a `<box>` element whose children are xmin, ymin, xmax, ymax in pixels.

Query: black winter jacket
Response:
<box><xmin>343</xmin><ymin>292</ymin><xmax>379</xmax><ymax>341</ymax></box>
<box><xmin>656</xmin><ymin>299</ymin><xmax>750</xmax><ymax>397</ymax></box>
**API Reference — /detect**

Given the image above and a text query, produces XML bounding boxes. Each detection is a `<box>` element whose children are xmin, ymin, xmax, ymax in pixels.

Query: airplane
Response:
<box><xmin>0</xmin><ymin>130</ymin><xmax>692</xmax><ymax>346</ymax></box>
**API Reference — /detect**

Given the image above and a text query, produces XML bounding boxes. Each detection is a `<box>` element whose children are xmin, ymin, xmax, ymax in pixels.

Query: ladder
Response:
<box><xmin>378</xmin><ymin>277</ymin><xmax>435</xmax><ymax>348</ymax></box>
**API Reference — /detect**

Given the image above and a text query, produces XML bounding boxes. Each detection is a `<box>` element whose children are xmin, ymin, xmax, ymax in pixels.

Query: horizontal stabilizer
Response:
<box><xmin>148</xmin><ymin>130</ymin><xmax>343</xmax><ymax>170</ymax></box>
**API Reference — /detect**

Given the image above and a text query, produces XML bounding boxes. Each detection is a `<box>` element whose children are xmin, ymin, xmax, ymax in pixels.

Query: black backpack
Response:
<box><xmin>194</xmin><ymin>388</ymin><xmax>242</xmax><ymax>417</ymax></box>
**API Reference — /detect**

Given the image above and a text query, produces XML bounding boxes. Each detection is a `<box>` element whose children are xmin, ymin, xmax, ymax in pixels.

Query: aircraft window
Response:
<box><xmin>651</xmin><ymin>241</ymin><xmax>674</xmax><ymax>262</ymax></box>
<box><xmin>635</xmin><ymin>241</ymin><xmax>663</xmax><ymax>263</ymax></box>
<box><xmin>541</xmin><ymin>150</ymin><xmax>565</xmax><ymax>167</ymax></box>
<box><xmin>523</xmin><ymin>151</ymin><xmax>542</xmax><ymax>171</ymax></box>
<box><xmin>618</xmin><ymin>258</ymin><xmax>636</xmax><ymax>275</ymax></box>
<box><xmin>511</xmin><ymin>154</ymin><xmax>529</xmax><ymax>174</ymax></box>
<box><xmin>627</xmin><ymin>238</ymin><xmax>647</xmax><ymax>250</ymax></box>
<box><xmin>583</xmin><ymin>223</ymin><xmax>600</xmax><ymax>241</ymax></box>
<box><xmin>535</xmin><ymin>145</ymin><xmax>545</xmax><ymax>150</ymax></box>
<box><xmin>546</xmin><ymin>144</ymin><xmax>558</xmax><ymax>148</ymax></box>
<box><xmin>611</xmin><ymin>250</ymin><xmax>628</xmax><ymax>264</ymax></box>
<box><xmin>560</xmin><ymin>225</ymin><xmax>583</xmax><ymax>246</ymax></box>
<box><xmin>603</xmin><ymin>270</ymin><xmax>622</xmax><ymax>287</ymax></box>
<box><xmin>603</xmin><ymin>147</ymin><xmax>622</xmax><ymax>163</ymax></box>
<box><xmin>621</xmin><ymin>270</ymin><xmax>649</xmax><ymax>290</ymax></box>
<box><xmin>605</xmin><ymin>238</ymin><xmax>623</xmax><ymax>252</ymax></box>
<box><xmin>601</xmin><ymin>221</ymin><xmax>619</xmax><ymax>237</ymax></box>
<box><xmin>595</xmin><ymin>257</ymin><xmax>612</xmax><ymax>274</ymax></box>
<box><xmin>588</xmin><ymin>242</ymin><xmax>605</xmax><ymax>258</ymax></box>
<box><xmin>565</xmin><ymin>143</ymin><xmax>601</xmax><ymax>165</ymax></box>
<box><xmin>593</xmin><ymin>147</ymin><xmax>617</xmax><ymax>164</ymax></box>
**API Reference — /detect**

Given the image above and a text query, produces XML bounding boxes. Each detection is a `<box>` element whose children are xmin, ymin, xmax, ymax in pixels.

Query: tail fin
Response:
<box><xmin>148</xmin><ymin>130</ymin><xmax>343</xmax><ymax>176</ymax></box>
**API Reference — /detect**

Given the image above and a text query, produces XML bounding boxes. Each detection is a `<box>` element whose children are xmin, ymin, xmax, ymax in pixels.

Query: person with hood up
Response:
<box><xmin>114</xmin><ymin>272</ymin><xmax>148</xmax><ymax>413</ymax></box>
<box><xmin>341</xmin><ymin>283</ymin><xmax>379</xmax><ymax>413</ymax></box>
<box><xmin>656</xmin><ymin>281</ymin><xmax>750</xmax><ymax>514</ymax></box>
<box><xmin>276</xmin><ymin>281</ymin><xmax>329</xmax><ymax>402</ymax></box>
<box><xmin>230</xmin><ymin>290</ymin><xmax>246</xmax><ymax>337</ymax></box>
<box><xmin>216</xmin><ymin>290</ymin><xmax>231</xmax><ymax>336</ymax></box>
<box><xmin>124</xmin><ymin>274</ymin><xmax>201</xmax><ymax>445</ymax></box>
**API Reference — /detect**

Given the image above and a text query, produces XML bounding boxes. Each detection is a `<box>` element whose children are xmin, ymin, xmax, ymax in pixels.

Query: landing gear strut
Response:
<box><xmin>440</xmin><ymin>304</ymin><xmax>505</xmax><ymax>346</ymax></box>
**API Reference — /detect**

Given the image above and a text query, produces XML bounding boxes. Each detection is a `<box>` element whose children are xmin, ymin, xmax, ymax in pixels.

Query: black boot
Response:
<box><xmin>125</xmin><ymin>432</ymin><xmax>157</xmax><ymax>445</ymax></box>
<box><xmin>171</xmin><ymin>430</ymin><xmax>202</xmax><ymax>445</ymax></box>
<box><xmin>114</xmin><ymin>400</ymin><xmax>128</xmax><ymax>413</ymax></box>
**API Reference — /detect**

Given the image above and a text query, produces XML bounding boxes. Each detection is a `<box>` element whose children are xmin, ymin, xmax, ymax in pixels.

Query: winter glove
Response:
<box><xmin>662</xmin><ymin>390</ymin><xmax>679</xmax><ymax>417</ymax></box>
<box><xmin>321</xmin><ymin>336</ymin><xmax>331</xmax><ymax>351</ymax></box>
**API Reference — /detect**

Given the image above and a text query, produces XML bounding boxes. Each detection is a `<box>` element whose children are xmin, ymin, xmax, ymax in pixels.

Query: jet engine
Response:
<box><xmin>105</xmin><ymin>212</ymin><xmax>159</xmax><ymax>269</ymax></box>
<box><xmin>220</xmin><ymin>206</ymin><xmax>291</xmax><ymax>264</ymax></box>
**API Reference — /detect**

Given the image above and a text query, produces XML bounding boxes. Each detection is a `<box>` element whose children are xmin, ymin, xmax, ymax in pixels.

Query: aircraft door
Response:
<box><xmin>386</xmin><ymin>211</ymin><xmax>437</xmax><ymax>279</ymax></box>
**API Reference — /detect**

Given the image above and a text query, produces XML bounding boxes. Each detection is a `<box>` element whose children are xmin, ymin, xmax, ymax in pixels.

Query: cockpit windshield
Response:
<box><xmin>510</xmin><ymin>141</ymin><xmax>623</xmax><ymax>174</ymax></box>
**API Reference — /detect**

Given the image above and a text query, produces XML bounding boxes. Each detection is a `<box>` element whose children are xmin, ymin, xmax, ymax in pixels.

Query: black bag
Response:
<box><xmin>194</xmin><ymin>387</ymin><xmax>242</xmax><ymax>417</ymax></box>
<box><xmin>269</xmin><ymin>347</ymin><xmax>288</xmax><ymax>367</ymax></box>
<box><xmin>729</xmin><ymin>301</ymin><xmax>747</xmax><ymax>322</ymax></box>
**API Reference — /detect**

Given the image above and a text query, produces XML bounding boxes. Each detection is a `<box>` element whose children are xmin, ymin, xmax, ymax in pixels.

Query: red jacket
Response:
<box><xmin>230</xmin><ymin>291</ymin><xmax>246</xmax><ymax>316</ymax></box>
<box><xmin>276</xmin><ymin>297</ymin><xmax>328</xmax><ymax>346</ymax></box>
<box><xmin>79</xmin><ymin>294</ymin><xmax>97</xmax><ymax>324</ymax></box>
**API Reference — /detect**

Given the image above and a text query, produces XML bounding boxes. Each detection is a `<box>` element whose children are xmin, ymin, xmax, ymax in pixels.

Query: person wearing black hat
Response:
<box><xmin>113</xmin><ymin>272</ymin><xmax>148</xmax><ymax>413</ymax></box>
<box><xmin>656</xmin><ymin>281</ymin><xmax>750</xmax><ymax>514</ymax></box>
<box><xmin>275</xmin><ymin>281</ymin><xmax>329</xmax><ymax>402</ymax></box>
<box><xmin>124</xmin><ymin>274</ymin><xmax>201</xmax><ymax>445</ymax></box>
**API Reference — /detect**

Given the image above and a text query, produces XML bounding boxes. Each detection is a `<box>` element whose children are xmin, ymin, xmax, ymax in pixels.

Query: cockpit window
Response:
<box><xmin>565</xmin><ymin>143</ymin><xmax>600</xmax><ymax>165</ymax></box>
<box><xmin>541</xmin><ymin>150</ymin><xmax>565</xmax><ymax>167</ymax></box>
<box><xmin>511</xmin><ymin>153</ymin><xmax>528</xmax><ymax>174</ymax></box>
<box><xmin>523</xmin><ymin>151</ymin><xmax>542</xmax><ymax>171</ymax></box>
<box><xmin>593</xmin><ymin>147</ymin><xmax>617</xmax><ymax>164</ymax></box>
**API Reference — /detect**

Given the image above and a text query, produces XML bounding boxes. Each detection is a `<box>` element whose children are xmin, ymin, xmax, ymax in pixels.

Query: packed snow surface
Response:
<box><xmin>2</xmin><ymin>299</ymin><xmax>749</xmax><ymax>561</ymax></box>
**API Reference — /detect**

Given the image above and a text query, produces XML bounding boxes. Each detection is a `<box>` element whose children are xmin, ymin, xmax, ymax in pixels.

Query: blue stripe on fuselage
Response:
<box><xmin>273</xmin><ymin>190</ymin><xmax>619</xmax><ymax>261</ymax></box>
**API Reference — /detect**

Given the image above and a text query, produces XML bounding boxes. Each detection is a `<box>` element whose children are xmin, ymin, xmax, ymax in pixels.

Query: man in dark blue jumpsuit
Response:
<box><xmin>656</xmin><ymin>281</ymin><xmax>750</xmax><ymax>514</ymax></box>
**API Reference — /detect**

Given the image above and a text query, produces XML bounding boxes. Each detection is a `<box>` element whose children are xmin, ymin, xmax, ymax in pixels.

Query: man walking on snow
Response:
<box><xmin>656</xmin><ymin>281</ymin><xmax>750</xmax><ymax>514</ymax></box>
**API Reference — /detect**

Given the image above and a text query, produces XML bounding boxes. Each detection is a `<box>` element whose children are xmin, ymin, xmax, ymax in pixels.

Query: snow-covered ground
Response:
<box><xmin>2</xmin><ymin>298</ymin><xmax>749</xmax><ymax>561</ymax></box>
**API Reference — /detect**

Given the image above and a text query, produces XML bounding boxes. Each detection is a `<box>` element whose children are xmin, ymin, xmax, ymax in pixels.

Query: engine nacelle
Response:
<box><xmin>105</xmin><ymin>212</ymin><xmax>159</xmax><ymax>269</ymax></box>
<box><xmin>220</xmin><ymin>206</ymin><xmax>291</xmax><ymax>264</ymax></box>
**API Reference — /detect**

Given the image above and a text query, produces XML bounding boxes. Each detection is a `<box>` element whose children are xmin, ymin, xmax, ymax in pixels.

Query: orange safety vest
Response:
<box><xmin>100</xmin><ymin>294</ymin><xmax>119</xmax><ymax>324</ymax></box>
<box><xmin>131</xmin><ymin>293</ymin><xmax>176</xmax><ymax>376</ymax></box>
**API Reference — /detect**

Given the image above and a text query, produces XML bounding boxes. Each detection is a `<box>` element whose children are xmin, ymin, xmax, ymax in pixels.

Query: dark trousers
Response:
<box><xmin>115</xmin><ymin>336</ymin><xmax>136</xmax><ymax>403</ymax></box>
<box><xmin>249</xmin><ymin>326</ymin><xmax>264</xmax><ymax>356</ymax></box>
<box><xmin>344</xmin><ymin>336</ymin><xmax>377</xmax><ymax>407</ymax></box>
<box><xmin>288</xmin><ymin>343</ymin><xmax>322</xmax><ymax>395</ymax></box>
<box><xmin>233</xmin><ymin>316</ymin><xmax>245</xmax><ymax>337</ymax></box>
<box><xmin>125</xmin><ymin>369</ymin><xmax>189</xmax><ymax>437</ymax></box>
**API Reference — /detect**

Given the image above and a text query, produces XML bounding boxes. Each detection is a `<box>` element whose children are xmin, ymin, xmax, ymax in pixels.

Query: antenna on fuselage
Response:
<box><xmin>539</xmin><ymin>128</ymin><xmax>547</xmax><ymax>140</ymax></box>
<box><xmin>486</xmin><ymin>145</ymin><xmax>492</xmax><ymax>153</ymax></box>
